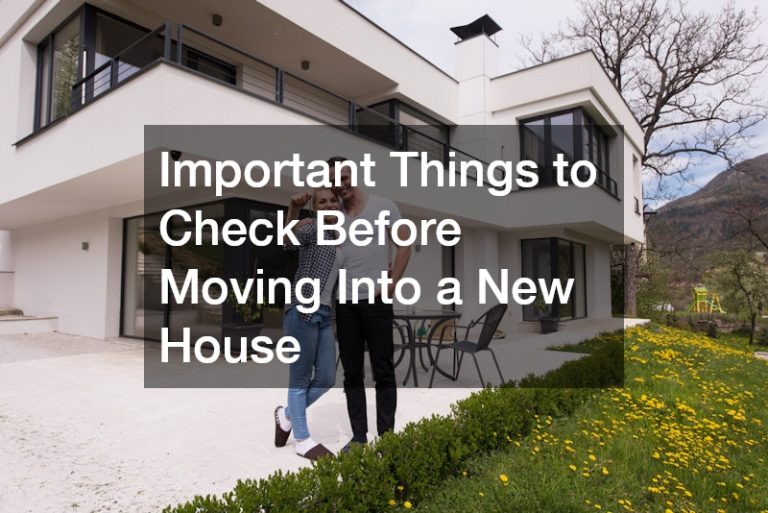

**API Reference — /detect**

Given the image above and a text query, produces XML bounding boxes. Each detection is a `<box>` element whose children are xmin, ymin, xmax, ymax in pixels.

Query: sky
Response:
<box><xmin>345</xmin><ymin>0</ymin><xmax>768</xmax><ymax>205</ymax></box>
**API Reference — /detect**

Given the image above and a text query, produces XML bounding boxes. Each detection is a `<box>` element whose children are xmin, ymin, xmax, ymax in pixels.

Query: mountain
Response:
<box><xmin>647</xmin><ymin>153</ymin><xmax>768</xmax><ymax>279</ymax></box>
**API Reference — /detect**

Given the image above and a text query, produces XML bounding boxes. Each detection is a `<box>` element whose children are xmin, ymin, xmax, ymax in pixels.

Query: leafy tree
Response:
<box><xmin>636</xmin><ymin>249</ymin><xmax>678</xmax><ymax>321</ymax></box>
<box><xmin>708</xmin><ymin>250</ymin><xmax>768</xmax><ymax>344</ymax></box>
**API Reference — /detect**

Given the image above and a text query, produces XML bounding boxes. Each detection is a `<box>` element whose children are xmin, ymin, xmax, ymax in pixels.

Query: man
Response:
<box><xmin>330</xmin><ymin>156</ymin><xmax>412</xmax><ymax>450</ymax></box>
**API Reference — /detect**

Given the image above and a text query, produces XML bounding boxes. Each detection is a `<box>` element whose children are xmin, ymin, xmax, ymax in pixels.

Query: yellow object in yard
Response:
<box><xmin>709</xmin><ymin>292</ymin><xmax>724</xmax><ymax>314</ymax></box>
<box><xmin>687</xmin><ymin>286</ymin><xmax>725</xmax><ymax>314</ymax></box>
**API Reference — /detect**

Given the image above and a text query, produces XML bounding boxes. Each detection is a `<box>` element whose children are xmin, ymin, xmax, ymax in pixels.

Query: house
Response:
<box><xmin>0</xmin><ymin>0</ymin><xmax>645</xmax><ymax>341</ymax></box>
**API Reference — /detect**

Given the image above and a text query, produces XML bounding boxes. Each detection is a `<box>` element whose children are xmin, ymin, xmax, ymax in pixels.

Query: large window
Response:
<box><xmin>36</xmin><ymin>12</ymin><xmax>81</xmax><ymax>128</ymax></box>
<box><xmin>520</xmin><ymin>108</ymin><xmax>613</xmax><ymax>192</ymax></box>
<box><xmin>35</xmin><ymin>4</ymin><xmax>237</xmax><ymax>130</ymax></box>
<box><xmin>121</xmin><ymin>199</ymin><xmax>299</xmax><ymax>341</ymax></box>
<box><xmin>35</xmin><ymin>6</ymin><xmax>150</xmax><ymax>129</ymax></box>
<box><xmin>522</xmin><ymin>238</ymin><xmax>586</xmax><ymax>321</ymax></box>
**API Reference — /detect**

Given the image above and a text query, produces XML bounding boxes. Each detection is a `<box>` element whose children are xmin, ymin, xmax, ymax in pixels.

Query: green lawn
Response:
<box><xmin>416</xmin><ymin>326</ymin><xmax>768</xmax><ymax>513</ymax></box>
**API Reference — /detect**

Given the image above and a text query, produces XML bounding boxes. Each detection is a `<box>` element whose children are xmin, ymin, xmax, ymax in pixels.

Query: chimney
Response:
<box><xmin>452</xmin><ymin>14</ymin><xmax>501</xmax><ymax>124</ymax></box>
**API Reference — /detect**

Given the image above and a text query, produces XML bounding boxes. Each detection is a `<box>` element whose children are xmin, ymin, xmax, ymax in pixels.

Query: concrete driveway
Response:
<box><xmin>0</xmin><ymin>333</ymin><xmax>475</xmax><ymax>512</ymax></box>
<box><xmin>0</xmin><ymin>319</ymin><xmax>637</xmax><ymax>512</ymax></box>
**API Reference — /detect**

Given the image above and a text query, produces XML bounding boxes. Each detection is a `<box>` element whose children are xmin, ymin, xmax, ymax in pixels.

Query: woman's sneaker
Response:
<box><xmin>274</xmin><ymin>406</ymin><xmax>291</xmax><ymax>447</ymax></box>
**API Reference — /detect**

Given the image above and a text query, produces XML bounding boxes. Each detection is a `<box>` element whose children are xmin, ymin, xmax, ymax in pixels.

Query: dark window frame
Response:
<box><xmin>34</xmin><ymin>4</ymin><xmax>152</xmax><ymax>130</ymax></box>
<box><xmin>184</xmin><ymin>46</ymin><xmax>237</xmax><ymax>86</ymax></box>
<box><xmin>119</xmin><ymin>197</ymin><xmax>299</xmax><ymax>341</ymax></box>
<box><xmin>521</xmin><ymin>237</ymin><xmax>587</xmax><ymax>322</ymax></box>
<box><xmin>519</xmin><ymin>107</ymin><xmax>612</xmax><ymax>187</ymax></box>
<box><xmin>34</xmin><ymin>4</ymin><xmax>238</xmax><ymax>131</ymax></box>
<box><xmin>363</xmin><ymin>98</ymin><xmax>450</xmax><ymax>144</ymax></box>
<box><xmin>34</xmin><ymin>6</ymin><xmax>85</xmax><ymax>130</ymax></box>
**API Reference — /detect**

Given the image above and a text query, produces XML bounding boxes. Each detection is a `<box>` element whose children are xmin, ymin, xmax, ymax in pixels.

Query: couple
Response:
<box><xmin>274</xmin><ymin>156</ymin><xmax>412</xmax><ymax>460</ymax></box>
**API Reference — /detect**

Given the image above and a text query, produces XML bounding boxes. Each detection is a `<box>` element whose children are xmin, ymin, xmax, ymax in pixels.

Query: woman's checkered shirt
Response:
<box><xmin>283</xmin><ymin>218</ymin><xmax>338</xmax><ymax>322</ymax></box>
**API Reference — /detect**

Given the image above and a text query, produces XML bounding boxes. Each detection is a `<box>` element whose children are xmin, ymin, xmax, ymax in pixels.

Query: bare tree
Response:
<box><xmin>522</xmin><ymin>0</ymin><xmax>768</xmax><ymax>316</ymax></box>
<box><xmin>720</xmin><ymin>158</ymin><xmax>768</xmax><ymax>252</ymax></box>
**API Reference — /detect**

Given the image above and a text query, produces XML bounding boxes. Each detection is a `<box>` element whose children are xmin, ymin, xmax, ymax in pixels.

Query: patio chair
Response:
<box><xmin>428</xmin><ymin>303</ymin><xmax>507</xmax><ymax>387</ymax></box>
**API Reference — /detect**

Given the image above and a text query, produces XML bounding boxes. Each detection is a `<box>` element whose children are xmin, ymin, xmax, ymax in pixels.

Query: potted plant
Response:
<box><xmin>534</xmin><ymin>297</ymin><xmax>559</xmax><ymax>334</ymax></box>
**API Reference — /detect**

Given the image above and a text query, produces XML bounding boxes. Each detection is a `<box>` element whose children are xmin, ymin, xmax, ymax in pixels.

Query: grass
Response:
<box><xmin>415</xmin><ymin>325</ymin><xmax>768</xmax><ymax>513</ymax></box>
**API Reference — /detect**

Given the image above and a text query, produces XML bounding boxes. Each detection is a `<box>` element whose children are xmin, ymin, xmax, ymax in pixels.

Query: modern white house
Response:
<box><xmin>0</xmin><ymin>0</ymin><xmax>645</xmax><ymax>341</ymax></box>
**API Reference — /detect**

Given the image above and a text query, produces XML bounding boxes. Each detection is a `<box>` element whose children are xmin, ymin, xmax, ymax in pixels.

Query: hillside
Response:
<box><xmin>420</xmin><ymin>326</ymin><xmax>768</xmax><ymax>513</ymax></box>
<box><xmin>647</xmin><ymin>153</ymin><xmax>768</xmax><ymax>280</ymax></box>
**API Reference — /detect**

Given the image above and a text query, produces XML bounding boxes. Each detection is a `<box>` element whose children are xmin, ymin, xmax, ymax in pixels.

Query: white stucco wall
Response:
<box><xmin>258</xmin><ymin>0</ymin><xmax>459</xmax><ymax>122</ymax></box>
<box><xmin>11</xmin><ymin>208</ymin><xmax>125</xmax><ymax>338</ymax></box>
<box><xmin>0</xmin><ymin>230</ymin><xmax>13</xmax><ymax>307</ymax></box>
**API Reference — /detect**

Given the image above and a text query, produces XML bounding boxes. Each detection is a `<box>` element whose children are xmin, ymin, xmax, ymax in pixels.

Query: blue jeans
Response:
<box><xmin>283</xmin><ymin>305</ymin><xmax>336</xmax><ymax>441</ymax></box>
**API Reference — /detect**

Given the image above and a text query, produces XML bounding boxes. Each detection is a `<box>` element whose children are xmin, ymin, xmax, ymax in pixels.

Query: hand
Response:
<box><xmin>290</xmin><ymin>192</ymin><xmax>312</xmax><ymax>209</ymax></box>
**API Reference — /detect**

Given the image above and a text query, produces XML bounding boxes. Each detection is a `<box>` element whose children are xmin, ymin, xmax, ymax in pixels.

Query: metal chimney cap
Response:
<box><xmin>450</xmin><ymin>14</ymin><xmax>502</xmax><ymax>41</ymax></box>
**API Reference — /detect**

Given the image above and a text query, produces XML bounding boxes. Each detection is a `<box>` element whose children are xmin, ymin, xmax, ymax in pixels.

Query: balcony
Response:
<box><xmin>53</xmin><ymin>22</ymin><xmax>471</xmax><ymax>167</ymax></box>
<box><xmin>24</xmin><ymin>18</ymin><xmax>618</xmax><ymax>201</ymax></box>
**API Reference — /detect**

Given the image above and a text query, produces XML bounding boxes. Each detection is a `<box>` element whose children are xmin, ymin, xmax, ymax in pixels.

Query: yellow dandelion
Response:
<box><xmin>404</xmin><ymin>500</ymin><xmax>412</xmax><ymax>509</ymax></box>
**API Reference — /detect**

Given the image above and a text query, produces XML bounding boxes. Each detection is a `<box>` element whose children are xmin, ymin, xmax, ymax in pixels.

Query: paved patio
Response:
<box><xmin>0</xmin><ymin>319</ymin><xmax>642</xmax><ymax>512</ymax></box>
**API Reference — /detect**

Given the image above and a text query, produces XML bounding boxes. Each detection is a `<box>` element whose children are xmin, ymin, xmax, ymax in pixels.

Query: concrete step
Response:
<box><xmin>0</xmin><ymin>315</ymin><xmax>58</xmax><ymax>335</ymax></box>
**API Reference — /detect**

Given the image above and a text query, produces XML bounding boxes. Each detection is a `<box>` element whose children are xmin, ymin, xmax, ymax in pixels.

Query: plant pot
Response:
<box><xmin>539</xmin><ymin>317</ymin><xmax>559</xmax><ymax>334</ymax></box>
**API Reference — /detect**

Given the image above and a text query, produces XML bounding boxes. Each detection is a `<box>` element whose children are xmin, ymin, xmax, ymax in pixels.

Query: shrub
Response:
<box><xmin>706</xmin><ymin>322</ymin><xmax>719</xmax><ymax>339</ymax></box>
<box><xmin>164</xmin><ymin>332</ymin><xmax>624</xmax><ymax>513</ymax></box>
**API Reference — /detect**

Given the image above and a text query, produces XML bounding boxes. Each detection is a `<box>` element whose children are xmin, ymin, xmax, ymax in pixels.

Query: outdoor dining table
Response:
<box><xmin>392</xmin><ymin>309</ymin><xmax>461</xmax><ymax>387</ymax></box>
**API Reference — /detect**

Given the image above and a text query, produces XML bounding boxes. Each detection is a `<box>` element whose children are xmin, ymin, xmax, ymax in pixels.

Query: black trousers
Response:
<box><xmin>336</xmin><ymin>298</ymin><xmax>397</xmax><ymax>439</ymax></box>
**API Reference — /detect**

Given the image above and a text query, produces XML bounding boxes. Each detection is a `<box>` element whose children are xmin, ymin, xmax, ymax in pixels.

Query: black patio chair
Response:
<box><xmin>428</xmin><ymin>303</ymin><xmax>507</xmax><ymax>387</ymax></box>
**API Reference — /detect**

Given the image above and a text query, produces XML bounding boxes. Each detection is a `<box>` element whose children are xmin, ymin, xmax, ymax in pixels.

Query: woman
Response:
<box><xmin>274</xmin><ymin>187</ymin><xmax>343</xmax><ymax>460</ymax></box>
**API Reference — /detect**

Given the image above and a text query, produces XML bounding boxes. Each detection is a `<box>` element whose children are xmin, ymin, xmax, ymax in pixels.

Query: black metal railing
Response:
<box><xmin>67</xmin><ymin>21</ymin><xmax>620</xmax><ymax>199</ymax></box>
<box><xmin>71</xmin><ymin>23</ymin><xmax>172</xmax><ymax>110</ymax></box>
<box><xmin>531</xmin><ymin>166</ymin><xmax>619</xmax><ymax>199</ymax></box>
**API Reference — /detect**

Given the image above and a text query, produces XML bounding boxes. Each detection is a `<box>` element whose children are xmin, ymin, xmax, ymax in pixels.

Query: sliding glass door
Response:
<box><xmin>522</xmin><ymin>238</ymin><xmax>587</xmax><ymax>321</ymax></box>
<box><xmin>121</xmin><ymin>199</ymin><xmax>299</xmax><ymax>341</ymax></box>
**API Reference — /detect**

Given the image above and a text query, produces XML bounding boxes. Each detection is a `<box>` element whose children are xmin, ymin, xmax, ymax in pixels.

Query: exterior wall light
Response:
<box><xmin>212</xmin><ymin>14</ymin><xmax>223</xmax><ymax>27</ymax></box>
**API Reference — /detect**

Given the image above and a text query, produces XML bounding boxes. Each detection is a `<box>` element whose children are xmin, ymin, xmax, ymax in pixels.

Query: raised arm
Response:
<box><xmin>285</xmin><ymin>192</ymin><xmax>311</xmax><ymax>225</ymax></box>
<box><xmin>283</xmin><ymin>192</ymin><xmax>314</xmax><ymax>249</ymax></box>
